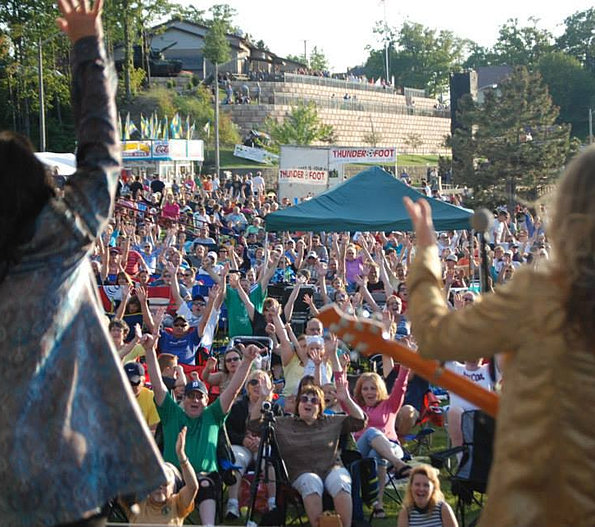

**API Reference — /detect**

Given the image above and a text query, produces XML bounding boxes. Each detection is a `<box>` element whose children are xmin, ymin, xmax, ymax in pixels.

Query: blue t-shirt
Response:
<box><xmin>159</xmin><ymin>328</ymin><xmax>202</xmax><ymax>365</ymax></box>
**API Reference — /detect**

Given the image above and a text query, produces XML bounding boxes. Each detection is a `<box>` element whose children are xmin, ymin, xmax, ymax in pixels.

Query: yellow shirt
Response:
<box><xmin>121</xmin><ymin>343</ymin><xmax>145</xmax><ymax>364</ymax></box>
<box><xmin>136</xmin><ymin>386</ymin><xmax>160</xmax><ymax>428</ymax></box>
<box><xmin>408</xmin><ymin>245</ymin><xmax>595</xmax><ymax>527</ymax></box>
<box><xmin>130</xmin><ymin>493</ymin><xmax>193</xmax><ymax>525</ymax></box>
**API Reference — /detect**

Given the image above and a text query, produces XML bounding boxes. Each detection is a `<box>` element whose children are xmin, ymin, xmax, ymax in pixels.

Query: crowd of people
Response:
<box><xmin>84</xmin><ymin>149</ymin><xmax>556</xmax><ymax>527</ymax></box>
<box><xmin>3</xmin><ymin>2</ymin><xmax>593</xmax><ymax>526</ymax></box>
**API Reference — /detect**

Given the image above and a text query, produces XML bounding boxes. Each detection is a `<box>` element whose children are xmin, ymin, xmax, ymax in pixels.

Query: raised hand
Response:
<box><xmin>57</xmin><ymin>0</ymin><xmax>104</xmax><ymax>43</ymax></box>
<box><xmin>403</xmin><ymin>197</ymin><xmax>435</xmax><ymax>247</ymax></box>
<box><xmin>175</xmin><ymin>426</ymin><xmax>188</xmax><ymax>461</ymax></box>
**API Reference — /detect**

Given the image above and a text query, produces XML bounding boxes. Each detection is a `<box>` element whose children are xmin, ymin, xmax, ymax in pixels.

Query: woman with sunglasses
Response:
<box><xmin>202</xmin><ymin>347</ymin><xmax>243</xmax><ymax>392</ymax></box>
<box><xmin>252</xmin><ymin>353</ymin><xmax>366</xmax><ymax>527</ymax></box>
<box><xmin>224</xmin><ymin>370</ymin><xmax>281</xmax><ymax>519</ymax></box>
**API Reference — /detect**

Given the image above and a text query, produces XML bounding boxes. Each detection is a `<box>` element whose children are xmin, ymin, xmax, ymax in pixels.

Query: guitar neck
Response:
<box><xmin>318</xmin><ymin>304</ymin><xmax>499</xmax><ymax>418</ymax></box>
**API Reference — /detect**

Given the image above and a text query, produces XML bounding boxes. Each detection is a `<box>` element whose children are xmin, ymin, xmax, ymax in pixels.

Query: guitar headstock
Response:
<box><xmin>318</xmin><ymin>304</ymin><xmax>392</xmax><ymax>357</ymax></box>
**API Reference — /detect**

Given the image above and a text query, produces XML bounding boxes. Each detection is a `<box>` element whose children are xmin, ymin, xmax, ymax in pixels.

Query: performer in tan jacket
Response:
<box><xmin>403</xmin><ymin>147</ymin><xmax>595</xmax><ymax>527</ymax></box>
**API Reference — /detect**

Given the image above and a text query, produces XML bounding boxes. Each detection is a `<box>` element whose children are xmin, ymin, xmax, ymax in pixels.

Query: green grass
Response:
<box><xmin>220</xmin><ymin>424</ymin><xmax>482</xmax><ymax>527</ymax></box>
<box><xmin>204</xmin><ymin>148</ymin><xmax>443</xmax><ymax>170</ymax></box>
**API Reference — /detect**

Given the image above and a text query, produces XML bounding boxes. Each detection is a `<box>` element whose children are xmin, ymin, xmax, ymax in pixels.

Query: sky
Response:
<box><xmin>180</xmin><ymin>0</ymin><xmax>594</xmax><ymax>72</ymax></box>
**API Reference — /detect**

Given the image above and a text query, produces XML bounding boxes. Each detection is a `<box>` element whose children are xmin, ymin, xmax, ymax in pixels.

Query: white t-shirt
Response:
<box><xmin>446</xmin><ymin>362</ymin><xmax>494</xmax><ymax>411</ymax></box>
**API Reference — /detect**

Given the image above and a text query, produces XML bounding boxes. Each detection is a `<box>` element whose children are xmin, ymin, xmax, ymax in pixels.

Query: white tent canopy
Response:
<box><xmin>35</xmin><ymin>152</ymin><xmax>76</xmax><ymax>175</ymax></box>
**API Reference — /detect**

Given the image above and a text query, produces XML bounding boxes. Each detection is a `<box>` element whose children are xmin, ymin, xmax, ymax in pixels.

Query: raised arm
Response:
<box><xmin>283</xmin><ymin>279</ymin><xmax>303</xmax><ymax>321</ymax></box>
<box><xmin>58</xmin><ymin>0</ymin><xmax>121</xmax><ymax>240</ymax></box>
<box><xmin>175</xmin><ymin>427</ymin><xmax>199</xmax><ymax>509</ymax></box>
<box><xmin>259</xmin><ymin>250</ymin><xmax>280</xmax><ymax>290</ymax></box>
<box><xmin>229</xmin><ymin>272</ymin><xmax>255</xmax><ymax>320</ymax></box>
<box><xmin>141</xmin><ymin>333</ymin><xmax>167</xmax><ymax>406</ymax></box>
<box><xmin>219</xmin><ymin>344</ymin><xmax>259</xmax><ymax>413</ymax></box>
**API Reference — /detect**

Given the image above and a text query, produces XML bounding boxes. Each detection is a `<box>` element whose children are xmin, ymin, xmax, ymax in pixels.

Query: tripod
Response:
<box><xmin>246</xmin><ymin>402</ymin><xmax>289</xmax><ymax>526</ymax></box>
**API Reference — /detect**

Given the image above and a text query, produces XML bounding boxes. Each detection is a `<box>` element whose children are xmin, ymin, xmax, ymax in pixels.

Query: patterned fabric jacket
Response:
<box><xmin>0</xmin><ymin>36</ymin><xmax>165</xmax><ymax>526</ymax></box>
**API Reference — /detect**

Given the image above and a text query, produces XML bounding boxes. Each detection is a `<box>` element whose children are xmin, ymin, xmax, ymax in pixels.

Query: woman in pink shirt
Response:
<box><xmin>162</xmin><ymin>192</ymin><xmax>180</xmax><ymax>221</ymax></box>
<box><xmin>353</xmin><ymin>368</ymin><xmax>412</xmax><ymax>517</ymax></box>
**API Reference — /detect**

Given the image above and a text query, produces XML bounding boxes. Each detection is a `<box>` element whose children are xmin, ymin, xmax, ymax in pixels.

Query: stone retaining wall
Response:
<box><xmin>221</xmin><ymin>80</ymin><xmax>451</xmax><ymax>155</ymax></box>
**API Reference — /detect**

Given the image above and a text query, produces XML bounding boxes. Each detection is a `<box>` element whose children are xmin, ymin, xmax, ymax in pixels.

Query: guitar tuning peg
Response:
<box><xmin>355</xmin><ymin>342</ymin><xmax>369</xmax><ymax>354</ymax></box>
<box><xmin>342</xmin><ymin>333</ymin><xmax>354</xmax><ymax>344</ymax></box>
<box><xmin>329</xmin><ymin>323</ymin><xmax>340</xmax><ymax>333</ymax></box>
<box><xmin>338</xmin><ymin>318</ymin><xmax>349</xmax><ymax>328</ymax></box>
<box><xmin>354</xmin><ymin>321</ymin><xmax>364</xmax><ymax>332</ymax></box>
<box><xmin>369</xmin><ymin>324</ymin><xmax>381</xmax><ymax>335</ymax></box>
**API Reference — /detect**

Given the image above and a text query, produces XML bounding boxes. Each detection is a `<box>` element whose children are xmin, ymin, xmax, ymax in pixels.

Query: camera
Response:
<box><xmin>261</xmin><ymin>401</ymin><xmax>272</xmax><ymax>412</ymax></box>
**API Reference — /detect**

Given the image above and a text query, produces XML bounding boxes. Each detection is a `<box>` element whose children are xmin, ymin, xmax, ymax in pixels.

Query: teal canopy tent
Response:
<box><xmin>265</xmin><ymin>166</ymin><xmax>472</xmax><ymax>232</ymax></box>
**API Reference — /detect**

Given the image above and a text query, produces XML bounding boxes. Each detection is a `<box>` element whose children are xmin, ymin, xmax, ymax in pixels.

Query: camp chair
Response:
<box><xmin>430</xmin><ymin>410</ymin><xmax>495</xmax><ymax>527</ymax></box>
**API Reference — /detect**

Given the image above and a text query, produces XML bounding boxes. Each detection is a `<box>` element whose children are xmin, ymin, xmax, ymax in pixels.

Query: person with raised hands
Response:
<box><xmin>142</xmin><ymin>330</ymin><xmax>260</xmax><ymax>526</ymax></box>
<box><xmin>0</xmin><ymin>1</ymin><xmax>167</xmax><ymax>525</ymax></box>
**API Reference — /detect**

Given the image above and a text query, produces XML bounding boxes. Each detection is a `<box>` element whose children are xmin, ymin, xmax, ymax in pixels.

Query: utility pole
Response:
<box><xmin>304</xmin><ymin>40</ymin><xmax>308</xmax><ymax>66</ymax></box>
<box><xmin>214</xmin><ymin>63</ymin><xmax>220</xmax><ymax>179</ymax></box>
<box><xmin>38</xmin><ymin>32</ymin><xmax>61</xmax><ymax>151</ymax></box>
<box><xmin>381</xmin><ymin>0</ymin><xmax>390</xmax><ymax>83</ymax></box>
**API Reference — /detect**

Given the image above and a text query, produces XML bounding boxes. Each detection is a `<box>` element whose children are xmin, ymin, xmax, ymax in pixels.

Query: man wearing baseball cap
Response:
<box><xmin>143</xmin><ymin>333</ymin><xmax>261</xmax><ymax>526</ymax></box>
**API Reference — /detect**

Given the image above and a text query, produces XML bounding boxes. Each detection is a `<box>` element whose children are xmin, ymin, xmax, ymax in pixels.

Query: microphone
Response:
<box><xmin>470</xmin><ymin>209</ymin><xmax>494</xmax><ymax>233</ymax></box>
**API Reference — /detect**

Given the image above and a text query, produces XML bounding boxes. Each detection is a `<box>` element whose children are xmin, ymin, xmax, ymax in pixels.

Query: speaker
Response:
<box><xmin>449</xmin><ymin>71</ymin><xmax>478</xmax><ymax>135</ymax></box>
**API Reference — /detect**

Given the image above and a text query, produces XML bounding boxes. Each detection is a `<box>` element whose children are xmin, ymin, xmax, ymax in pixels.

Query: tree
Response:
<box><xmin>202</xmin><ymin>6</ymin><xmax>233</xmax><ymax>179</ymax></box>
<box><xmin>364</xmin><ymin>21</ymin><xmax>466</xmax><ymax>95</ymax></box>
<box><xmin>451</xmin><ymin>66</ymin><xmax>571</xmax><ymax>208</ymax></box>
<box><xmin>556</xmin><ymin>8</ymin><xmax>595</xmax><ymax>71</ymax></box>
<box><xmin>265</xmin><ymin>101</ymin><xmax>335</xmax><ymax>149</ymax></box>
<box><xmin>537</xmin><ymin>52</ymin><xmax>595</xmax><ymax>139</ymax></box>
<box><xmin>491</xmin><ymin>17</ymin><xmax>553</xmax><ymax>68</ymax></box>
<box><xmin>309</xmin><ymin>46</ymin><xmax>328</xmax><ymax>71</ymax></box>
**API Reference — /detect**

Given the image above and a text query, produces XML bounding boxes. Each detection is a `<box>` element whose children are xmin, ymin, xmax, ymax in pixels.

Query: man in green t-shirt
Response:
<box><xmin>143</xmin><ymin>331</ymin><xmax>260</xmax><ymax>526</ymax></box>
<box><xmin>225</xmin><ymin>252</ymin><xmax>279</xmax><ymax>337</ymax></box>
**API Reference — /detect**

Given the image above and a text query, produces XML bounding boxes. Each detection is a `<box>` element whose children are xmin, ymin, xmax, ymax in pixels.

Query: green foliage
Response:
<box><xmin>309</xmin><ymin>46</ymin><xmax>329</xmax><ymax>71</ymax></box>
<box><xmin>365</xmin><ymin>21</ymin><xmax>466</xmax><ymax>96</ymax></box>
<box><xmin>451</xmin><ymin>66</ymin><xmax>571</xmax><ymax>208</ymax></box>
<box><xmin>117</xmin><ymin>66</ymin><xmax>146</xmax><ymax>100</ymax></box>
<box><xmin>492</xmin><ymin>17</ymin><xmax>553</xmax><ymax>67</ymax></box>
<box><xmin>556</xmin><ymin>8</ymin><xmax>595</xmax><ymax>70</ymax></box>
<box><xmin>265</xmin><ymin>101</ymin><xmax>335</xmax><ymax>148</ymax></box>
<box><xmin>203</xmin><ymin>18</ymin><xmax>232</xmax><ymax>66</ymax></box>
<box><xmin>537</xmin><ymin>52</ymin><xmax>595</xmax><ymax>139</ymax></box>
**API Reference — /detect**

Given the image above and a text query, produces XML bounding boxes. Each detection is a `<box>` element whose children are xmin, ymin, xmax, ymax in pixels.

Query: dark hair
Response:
<box><xmin>0</xmin><ymin>131</ymin><xmax>56</xmax><ymax>282</ymax></box>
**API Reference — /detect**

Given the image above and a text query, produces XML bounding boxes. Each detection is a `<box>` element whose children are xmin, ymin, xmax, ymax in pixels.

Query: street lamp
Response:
<box><xmin>38</xmin><ymin>32</ymin><xmax>62</xmax><ymax>152</ymax></box>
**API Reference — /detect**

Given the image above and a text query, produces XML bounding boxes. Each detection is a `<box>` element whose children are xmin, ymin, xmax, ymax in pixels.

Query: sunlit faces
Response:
<box><xmin>305</xmin><ymin>318</ymin><xmax>323</xmax><ymax>336</ymax></box>
<box><xmin>172</xmin><ymin>318</ymin><xmax>188</xmax><ymax>337</ymax></box>
<box><xmin>297</xmin><ymin>390</ymin><xmax>321</xmax><ymax>421</ymax></box>
<box><xmin>183</xmin><ymin>389</ymin><xmax>207</xmax><ymax>418</ymax></box>
<box><xmin>322</xmin><ymin>384</ymin><xmax>337</xmax><ymax>408</ymax></box>
<box><xmin>411</xmin><ymin>473</ymin><xmax>434</xmax><ymax>509</ymax></box>
<box><xmin>149</xmin><ymin>466</ymin><xmax>176</xmax><ymax>504</ymax></box>
<box><xmin>360</xmin><ymin>380</ymin><xmax>379</xmax><ymax>406</ymax></box>
<box><xmin>223</xmin><ymin>350</ymin><xmax>242</xmax><ymax>374</ymax></box>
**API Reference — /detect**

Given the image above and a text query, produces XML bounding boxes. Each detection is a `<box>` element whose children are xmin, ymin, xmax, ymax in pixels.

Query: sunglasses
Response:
<box><xmin>174</xmin><ymin>322</ymin><xmax>188</xmax><ymax>327</ymax></box>
<box><xmin>463</xmin><ymin>297</ymin><xmax>474</xmax><ymax>303</ymax></box>
<box><xmin>225</xmin><ymin>356</ymin><xmax>240</xmax><ymax>363</ymax></box>
<box><xmin>193</xmin><ymin>301</ymin><xmax>206</xmax><ymax>307</ymax></box>
<box><xmin>247</xmin><ymin>379</ymin><xmax>260</xmax><ymax>386</ymax></box>
<box><xmin>299</xmin><ymin>394</ymin><xmax>320</xmax><ymax>405</ymax></box>
<box><xmin>186</xmin><ymin>391</ymin><xmax>206</xmax><ymax>401</ymax></box>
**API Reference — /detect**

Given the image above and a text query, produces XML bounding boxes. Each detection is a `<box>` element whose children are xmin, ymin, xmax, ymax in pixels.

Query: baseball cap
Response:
<box><xmin>184</xmin><ymin>379</ymin><xmax>208</xmax><ymax>396</ymax></box>
<box><xmin>446</xmin><ymin>254</ymin><xmax>458</xmax><ymax>262</ymax></box>
<box><xmin>207</xmin><ymin>251</ymin><xmax>218</xmax><ymax>260</ymax></box>
<box><xmin>307</xmin><ymin>251</ymin><xmax>318</xmax><ymax>259</ymax></box>
<box><xmin>124</xmin><ymin>362</ymin><xmax>144</xmax><ymax>383</ymax></box>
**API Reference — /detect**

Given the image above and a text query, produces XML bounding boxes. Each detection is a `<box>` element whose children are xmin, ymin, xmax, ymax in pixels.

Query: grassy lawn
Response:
<box><xmin>220</xmin><ymin>423</ymin><xmax>483</xmax><ymax>527</ymax></box>
<box><xmin>204</xmin><ymin>148</ymin><xmax>443</xmax><ymax>170</ymax></box>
